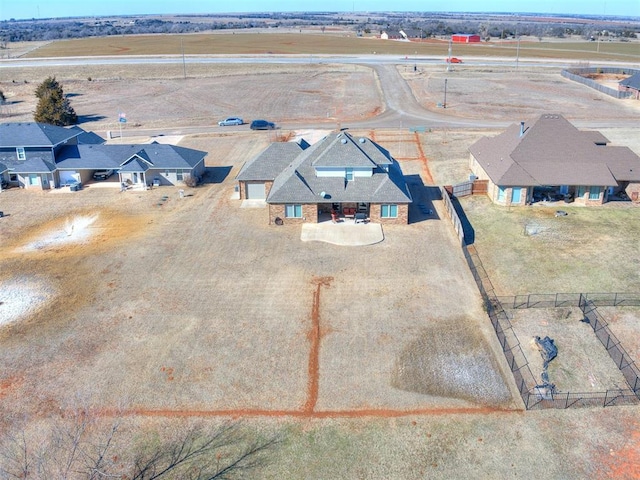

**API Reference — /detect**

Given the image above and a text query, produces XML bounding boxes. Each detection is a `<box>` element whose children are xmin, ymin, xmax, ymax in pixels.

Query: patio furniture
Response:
<box><xmin>343</xmin><ymin>207</ymin><xmax>356</xmax><ymax>218</ymax></box>
<box><xmin>354</xmin><ymin>212</ymin><xmax>367</xmax><ymax>224</ymax></box>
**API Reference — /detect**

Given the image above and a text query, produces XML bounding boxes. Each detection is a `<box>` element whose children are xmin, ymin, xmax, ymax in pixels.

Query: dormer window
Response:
<box><xmin>345</xmin><ymin>168</ymin><xmax>354</xmax><ymax>181</ymax></box>
<box><xmin>16</xmin><ymin>147</ymin><xmax>26</xmax><ymax>161</ymax></box>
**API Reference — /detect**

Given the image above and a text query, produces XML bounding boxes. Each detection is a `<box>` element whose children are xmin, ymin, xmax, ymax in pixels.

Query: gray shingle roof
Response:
<box><xmin>266</xmin><ymin>132</ymin><xmax>412</xmax><ymax>204</ymax></box>
<box><xmin>620</xmin><ymin>72</ymin><xmax>640</xmax><ymax>90</ymax></box>
<box><xmin>309</xmin><ymin>133</ymin><xmax>380</xmax><ymax>168</ymax></box>
<box><xmin>469</xmin><ymin>114</ymin><xmax>640</xmax><ymax>187</ymax></box>
<box><xmin>0</xmin><ymin>149</ymin><xmax>57</xmax><ymax>173</ymax></box>
<box><xmin>236</xmin><ymin>141</ymin><xmax>306</xmax><ymax>181</ymax></box>
<box><xmin>77</xmin><ymin>131</ymin><xmax>106</xmax><ymax>145</ymax></box>
<box><xmin>119</xmin><ymin>157</ymin><xmax>151</xmax><ymax>172</ymax></box>
<box><xmin>56</xmin><ymin>143</ymin><xmax>206</xmax><ymax>171</ymax></box>
<box><xmin>0</xmin><ymin>122</ymin><xmax>85</xmax><ymax>148</ymax></box>
<box><xmin>0</xmin><ymin>162</ymin><xmax>7</xmax><ymax>173</ymax></box>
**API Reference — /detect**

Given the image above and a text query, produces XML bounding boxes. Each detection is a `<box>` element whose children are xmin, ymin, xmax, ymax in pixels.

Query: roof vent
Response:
<box><xmin>359</xmin><ymin>138</ymin><xmax>366</xmax><ymax>143</ymax></box>
<box><xmin>341</xmin><ymin>138</ymin><xmax>347</xmax><ymax>144</ymax></box>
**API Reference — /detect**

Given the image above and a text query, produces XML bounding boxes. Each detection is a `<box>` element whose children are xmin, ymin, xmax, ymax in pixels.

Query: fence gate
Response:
<box><xmin>452</xmin><ymin>180</ymin><xmax>473</xmax><ymax>197</ymax></box>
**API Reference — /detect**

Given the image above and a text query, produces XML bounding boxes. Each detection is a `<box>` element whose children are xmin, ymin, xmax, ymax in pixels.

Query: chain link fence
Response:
<box><xmin>443</xmin><ymin>197</ymin><xmax>640</xmax><ymax>409</ymax></box>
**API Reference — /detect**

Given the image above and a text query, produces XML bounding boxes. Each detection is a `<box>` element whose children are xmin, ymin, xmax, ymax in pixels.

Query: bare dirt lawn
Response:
<box><xmin>508</xmin><ymin>307</ymin><xmax>630</xmax><ymax>392</ymax></box>
<box><xmin>401</xmin><ymin>66</ymin><xmax>640</xmax><ymax>122</ymax></box>
<box><xmin>0</xmin><ymin>63</ymin><xmax>380</xmax><ymax>131</ymax></box>
<box><xmin>2</xmin><ymin>55</ymin><xmax>640</xmax><ymax>478</ymax></box>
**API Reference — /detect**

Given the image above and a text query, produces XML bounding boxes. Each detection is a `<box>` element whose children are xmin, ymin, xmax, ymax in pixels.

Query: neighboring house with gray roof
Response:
<box><xmin>56</xmin><ymin>143</ymin><xmax>206</xmax><ymax>187</ymax></box>
<box><xmin>619</xmin><ymin>72</ymin><xmax>640</xmax><ymax>100</ymax></box>
<box><xmin>469</xmin><ymin>114</ymin><xmax>640</xmax><ymax>205</ymax></box>
<box><xmin>236</xmin><ymin>131</ymin><xmax>413</xmax><ymax>224</ymax></box>
<box><xmin>0</xmin><ymin>122</ymin><xmax>86</xmax><ymax>190</ymax></box>
<box><xmin>0</xmin><ymin>122</ymin><xmax>206</xmax><ymax>190</ymax></box>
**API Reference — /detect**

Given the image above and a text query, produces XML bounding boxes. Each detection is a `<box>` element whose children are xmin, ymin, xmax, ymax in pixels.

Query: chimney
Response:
<box><xmin>519</xmin><ymin>121</ymin><xmax>525</xmax><ymax>137</ymax></box>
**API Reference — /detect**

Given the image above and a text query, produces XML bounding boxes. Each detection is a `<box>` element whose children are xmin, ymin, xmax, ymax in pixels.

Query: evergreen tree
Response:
<box><xmin>34</xmin><ymin>76</ymin><xmax>77</xmax><ymax>126</ymax></box>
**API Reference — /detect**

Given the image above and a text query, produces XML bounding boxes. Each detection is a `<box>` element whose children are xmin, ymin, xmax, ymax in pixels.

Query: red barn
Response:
<box><xmin>452</xmin><ymin>34</ymin><xmax>481</xmax><ymax>43</ymax></box>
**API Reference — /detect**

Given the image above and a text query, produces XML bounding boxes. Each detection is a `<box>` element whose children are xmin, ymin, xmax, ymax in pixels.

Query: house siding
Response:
<box><xmin>573</xmin><ymin>186</ymin><xmax>605</xmax><ymax>205</ymax></box>
<box><xmin>369</xmin><ymin>203</ymin><xmax>409</xmax><ymax>225</ymax></box>
<box><xmin>20</xmin><ymin>172</ymin><xmax>56</xmax><ymax>190</ymax></box>
<box><xmin>269</xmin><ymin>203</ymin><xmax>318</xmax><ymax>225</ymax></box>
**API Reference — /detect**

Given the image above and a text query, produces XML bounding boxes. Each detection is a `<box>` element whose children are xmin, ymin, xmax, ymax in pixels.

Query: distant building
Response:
<box><xmin>452</xmin><ymin>34</ymin><xmax>481</xmax><ymax>43</ymax></box>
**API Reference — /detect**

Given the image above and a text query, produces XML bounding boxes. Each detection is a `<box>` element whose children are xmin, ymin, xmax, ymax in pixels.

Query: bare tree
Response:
<box><xmin>129</xmin><ymin>422</ymin><xmax>281</xmax><ymax>480</ymax></box>
<box><xmin>0</xmin><ymin>414</ymin><xmax>281</xmax><ymax>480</ymax></box>
<box><xmin>0</xmin><ymin>429</ymin><xmax>32</xmax><ymax>479</ymax></box>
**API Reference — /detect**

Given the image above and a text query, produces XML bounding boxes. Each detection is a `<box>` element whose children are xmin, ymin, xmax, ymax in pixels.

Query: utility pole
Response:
<box><xmin>515</xmin><ymin>30</ymin><xmax>520</xmax><ymax>70</ymax></box>
<box><xmin>181</xmin><ymin>37</ymin><xmax>186</xmax><ymax>79</ymax></box>
<box><xmin>443</xmin><ymin>78</ymin><xmax>448</xmax><ymax>108</ymax></box>
<box><xmin>446</xmin><ymin>38</ymin><xmax>452</xmax><ymax>72</ymax></box>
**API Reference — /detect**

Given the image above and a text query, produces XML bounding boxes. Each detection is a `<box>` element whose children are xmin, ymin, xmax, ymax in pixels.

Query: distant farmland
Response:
<box><xmin>23</xmin><ymin>32</ymin><xmax>640</xmax><ymax>62</ymax></box>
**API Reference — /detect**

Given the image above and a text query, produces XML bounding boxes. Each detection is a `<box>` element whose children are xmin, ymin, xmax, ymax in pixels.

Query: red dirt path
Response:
<box><xmin>304</xmin><ymin>276</ymin><xmax>333</xmax><ymax>413</ymax></box>
<box><xmin>85</xmin><ymin>274</ymin><xmax>520</xmax><ymax>420</ymax></box>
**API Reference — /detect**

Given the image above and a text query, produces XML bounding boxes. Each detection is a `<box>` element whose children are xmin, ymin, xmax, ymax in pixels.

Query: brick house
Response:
<box><xmin>236</xmin><ymin>131</ymin><xmax>413</xmax><ymax>225</ymax></box>
<box><xmin>468</xmin><ymin>114</ymin><xmax>640</xmax><ymax>205</ymax></box>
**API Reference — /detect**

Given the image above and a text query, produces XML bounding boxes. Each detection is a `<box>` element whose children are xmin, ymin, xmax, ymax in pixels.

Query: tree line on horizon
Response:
<box><xmin>0</xmin><ymin>12</ymin><xmax>637</xmax><ymax>44</ymax></box>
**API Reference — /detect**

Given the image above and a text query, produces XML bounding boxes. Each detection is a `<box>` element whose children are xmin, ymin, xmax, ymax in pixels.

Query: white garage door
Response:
<box><xmin>245</xmin><ymin>182</ymin><xmax>266</xmax><ymax>200</ymax></box>
<box><xmin>59</xmin><ymin>170</ymin><xmax>80</xmax><ymax>185</ymax></box>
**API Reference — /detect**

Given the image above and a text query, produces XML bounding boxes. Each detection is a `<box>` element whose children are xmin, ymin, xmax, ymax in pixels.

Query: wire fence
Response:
<box><xmin>496</xmin><ymin>293</ymin><xmax>640</xmax><ymax>309</ymax></box>
<box><xmin>445</xmin><ymin>199</ymin><xmax>640</xmax><ymax>409</ymax></box>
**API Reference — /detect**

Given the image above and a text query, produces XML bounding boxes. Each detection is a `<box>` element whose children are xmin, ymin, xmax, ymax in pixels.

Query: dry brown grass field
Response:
<box><xmin>18</xmin><ymin>32</ymin><xmax>640</xmax><ymax>63</ymax></box>
<box><xmin>2</xmin><ymin>33</ymin><xmax>640</xmax><ymax>479</ymax></box>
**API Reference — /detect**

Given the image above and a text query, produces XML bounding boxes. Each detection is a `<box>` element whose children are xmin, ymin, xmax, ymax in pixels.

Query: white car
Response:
<box><xmin>218</xmin><ymin>117</ymin><xmax>244</xmax><ymax>126</ymax></box>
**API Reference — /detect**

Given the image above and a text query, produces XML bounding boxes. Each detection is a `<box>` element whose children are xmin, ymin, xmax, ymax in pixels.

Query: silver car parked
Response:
<box><xmin>218</xmin><ymin>117</ymin><xmax>244</xmax><ymax>126</ymax></box>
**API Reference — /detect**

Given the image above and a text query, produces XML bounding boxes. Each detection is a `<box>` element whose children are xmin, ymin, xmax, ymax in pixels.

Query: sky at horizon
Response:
<box><xmin>0</xmin><ymin>0</ymin><xmax>638</xmax><ymax>21</ymax></box>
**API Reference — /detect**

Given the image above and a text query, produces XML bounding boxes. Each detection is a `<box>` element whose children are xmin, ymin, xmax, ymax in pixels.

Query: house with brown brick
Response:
<box><xmin>236</xmin><ymin>131</ymin><xmax>413</xmax><ymax>224</ymax></box>
<box><xmin>468</xmin><ymin>114</ymin><xmax>640</xmax><ymax>205</ymax></box>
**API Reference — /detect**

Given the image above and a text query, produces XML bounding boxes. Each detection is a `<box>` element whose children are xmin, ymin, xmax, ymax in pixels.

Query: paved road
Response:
<box><xmin>3</xmin><ymin>54</ymin><xmax>638</xmax><ymax>135</ymax></box>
